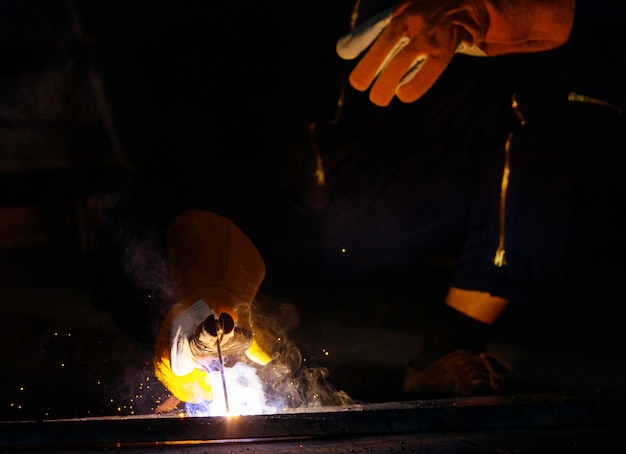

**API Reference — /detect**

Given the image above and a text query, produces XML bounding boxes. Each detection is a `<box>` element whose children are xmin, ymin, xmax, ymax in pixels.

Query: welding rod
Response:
<box><xmin>215</xmin><ymin>329</ymin><xmax>230</xmax><ymax>414</ymax></box>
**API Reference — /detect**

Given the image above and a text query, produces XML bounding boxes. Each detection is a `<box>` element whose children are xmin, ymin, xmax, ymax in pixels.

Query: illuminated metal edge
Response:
<box><xmin>1</xmin><ymin>390</ymin><xmax>625</xmax><ymax>451</ymax></box>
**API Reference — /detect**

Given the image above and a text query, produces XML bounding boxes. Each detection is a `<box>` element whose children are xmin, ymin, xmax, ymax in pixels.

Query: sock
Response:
<box><xmin>410</xmin><ymin>305</ymin><xmax>493</xmax><ymax>371</ymax></box>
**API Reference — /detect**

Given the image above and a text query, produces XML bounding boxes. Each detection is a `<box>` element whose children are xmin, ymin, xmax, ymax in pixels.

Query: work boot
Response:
<box><xmin>403</xmin><ymin>348</ymin><xmax>514</xmax><ymax>399</ymax></box>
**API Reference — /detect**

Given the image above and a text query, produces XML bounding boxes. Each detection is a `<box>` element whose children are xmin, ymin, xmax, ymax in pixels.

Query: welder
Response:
<box><xmin>92</xmin><ymin>0</ymin><xmax>625</xmax><ymax>404</ymax></box>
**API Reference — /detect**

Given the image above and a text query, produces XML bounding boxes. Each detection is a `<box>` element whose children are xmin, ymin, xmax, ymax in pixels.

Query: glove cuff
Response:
<box><xmin>480</xmin><ymin>0</ymin><xmax>575</xmax><ymax>55</ymax></box>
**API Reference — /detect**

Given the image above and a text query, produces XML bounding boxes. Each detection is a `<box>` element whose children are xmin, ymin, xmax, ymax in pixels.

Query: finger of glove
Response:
<box><xmin>336</xmin><ymin>4</ymin><xmax>396</xmax><ymax>60</ymax></box>
<box><xmin>394</xmin><ymin>49</ymin><xmax>454</xmax><ymax>104</ymax></box>
<box><xmin>195</xmin><ymin>325</ymin><xmax>236</xmax><ymax>350</ymax></box>
<box><xmin>368</xmin><ymin>18</ymin><xmax>462</xmax><ymax>106</ymax></box>
<box><xmin>347</xmin><ymin>3</ymin><xmax>436</xmax><ymax>104</ymax></box>
<box><xmin>347</xmin><ymin>18</ymin><xmax>413</xmax><ymax>96</ymax></box>
<box><xmin>218</xmin><ymin>312</ymin><xmax>235</xmax><ymax>334</ymax></box>
<box><xmin>393</xmin><ymin>21</ymin><xmax>466</xmax><ymax>103</ymax></box>
<box><xmin>203</xmin><ymin>312</ymin><xmax>235</xmax><ymax>337</ymax></box>
<box><xmin>363</xmin><ymin>36</ymin><xmax>430</xmax><ymax>106</ymax></box>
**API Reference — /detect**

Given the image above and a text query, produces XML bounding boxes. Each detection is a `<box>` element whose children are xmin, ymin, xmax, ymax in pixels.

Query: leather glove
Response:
<box><xmin>153</xmin><ymin>210</ymin><xmax>272</xmax><ymax>403</ymax></box>
<box><xmin>337</xmin><ymin>0</ymin><xmax>575</xmax><ymax>106</ymax></box>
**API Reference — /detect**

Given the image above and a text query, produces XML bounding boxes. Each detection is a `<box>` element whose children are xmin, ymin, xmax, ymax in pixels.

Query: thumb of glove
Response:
<box><xmin>336</xmin><ymin>4</ymin><xmax>395</xmax><ymax>60</ymax></box>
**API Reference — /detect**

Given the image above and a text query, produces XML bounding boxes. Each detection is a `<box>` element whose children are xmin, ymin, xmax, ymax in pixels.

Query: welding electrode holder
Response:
<box><xmin>189</xmin><ymin>312</ymin><xmax>253</xmax><ymax>358</ymax></box>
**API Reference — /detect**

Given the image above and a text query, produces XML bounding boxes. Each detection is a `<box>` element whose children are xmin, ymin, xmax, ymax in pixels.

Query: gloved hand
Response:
<box><xmin>336</xmin><ymin>0</ymin><xmax>575</xmax><ymax>106</ymax></box>
<box><xmin>154</xmin><ymin>210</ymin><xmax>273</xmax><ymax>404</ymax></box>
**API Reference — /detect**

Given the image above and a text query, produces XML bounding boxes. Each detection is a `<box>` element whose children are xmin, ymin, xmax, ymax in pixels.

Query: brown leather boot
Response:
<box><xmin>403</xmin><ymin>348</ymin><xmax>514</xmax><ymax>399</ymax></box>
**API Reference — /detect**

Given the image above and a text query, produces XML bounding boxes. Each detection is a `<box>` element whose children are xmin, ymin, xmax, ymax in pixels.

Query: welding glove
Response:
<box><xmin>336</xmin><ymin>0</ymin><xmax>575</xmax><ymax>106</ymax></box>
<box><xmin>154</xmin><ymin>210</ymin><xmax>272</xmax><ymax>403</ymax></box>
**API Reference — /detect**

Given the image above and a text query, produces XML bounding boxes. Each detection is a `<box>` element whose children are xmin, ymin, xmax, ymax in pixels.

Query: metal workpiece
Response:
<box><xmin>1</xmin><ymin>390</ymin><xmax>625</xmax><ymax>452</ymax></box>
